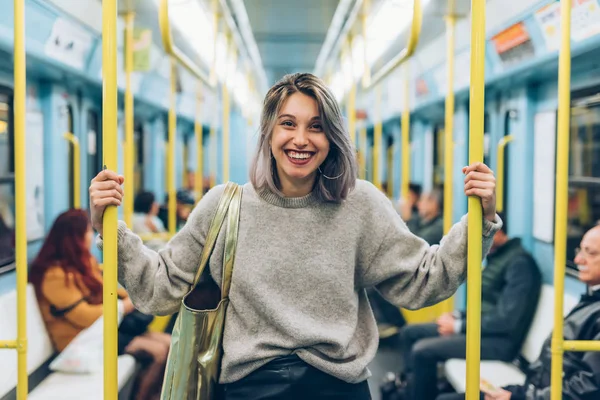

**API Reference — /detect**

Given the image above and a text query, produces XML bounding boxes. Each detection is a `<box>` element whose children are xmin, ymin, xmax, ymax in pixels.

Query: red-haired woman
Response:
<box><xmin>30</xmin><ymin>209</ymin><xmax>170</xmax><ymax>400</ymax></box>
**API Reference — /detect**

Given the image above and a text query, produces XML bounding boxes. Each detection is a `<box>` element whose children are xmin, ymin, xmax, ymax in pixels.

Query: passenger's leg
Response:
<box><xmin>436</xmin><ymin>392</ymin><xmax>484</xmax><ymax>400</ymax></box>
<box><xmin>298</xmin><ymin>364</ymin><xmax>372</xmax><ymax>400</ymax></box>
<box><xmin>126</xmin><ymin>335</ymin><xmax>170</xmax><ymax>400</ymax></box>
<box><xmin>399</xmin><ymin>323</ymin><xmax>439</xmax><ymax>372</ymax></box>
<box><xmin>410</xmin><ymin>336</ymin><xmax>513</xmax><ymax>400</ymax></box>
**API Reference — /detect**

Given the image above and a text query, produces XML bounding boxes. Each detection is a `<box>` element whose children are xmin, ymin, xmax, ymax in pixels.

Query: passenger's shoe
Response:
<box><xmin>380</xmin><ymin>372</ymin><xmax>408</xmax><ymax>400</ymax></box>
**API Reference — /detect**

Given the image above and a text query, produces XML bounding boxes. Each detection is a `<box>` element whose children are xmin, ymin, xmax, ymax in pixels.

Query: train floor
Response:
<box><xmin>368</xmin><ymin>336</ymin><xmax>404</xmax><ymax>400</ymax></box>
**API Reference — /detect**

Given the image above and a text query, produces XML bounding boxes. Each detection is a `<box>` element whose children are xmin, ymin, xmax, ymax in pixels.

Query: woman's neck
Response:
<box><xmin>278</xmin><ymin>174</ymin><xmax>316</xmax><ymax>198</ymax></box>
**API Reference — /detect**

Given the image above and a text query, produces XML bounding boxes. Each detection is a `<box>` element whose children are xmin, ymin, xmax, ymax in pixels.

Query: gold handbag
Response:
<box><xmin>161</xmin><ymin>182</ymin><xmax>242</xmax><ymax>400</ymax></box>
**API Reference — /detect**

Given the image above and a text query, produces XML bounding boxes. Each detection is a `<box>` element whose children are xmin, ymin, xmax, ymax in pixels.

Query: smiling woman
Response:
<box><xmin>89</xmin><ymin>72</ymin><xmax>501</xmax><ymax>400</ymax></box>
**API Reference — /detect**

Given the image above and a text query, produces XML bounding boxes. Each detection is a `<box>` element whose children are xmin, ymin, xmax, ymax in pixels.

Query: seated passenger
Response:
<box><xmin>386</xmin><ymin>213</ymin><xmax>542</xmax><ymax>400</ymax></box>
<box><xmin>158</xmin><ymin>189</ymin><xmax>195</xmax><ymax>231</ymax></box>
<box><xmin>132</xmin><ymin>191</ymin><xmax>167</xmax><ymax>251</ymax></box>
<box><xmin>403</xmin><ymin>186</ymin><xmax>444</xmax><ymax>245</ymax></box>
<box><xmin>398</xmin><ymin>182</ymin><xmax>422</xmax><ymax>224</ymax></box>
<box><xmin>437</xmin><ymin>224</ymin><xmax>600</xmax><ymax>400</ymax></box>
<box><xmin>29</xmin><ymin>209</ymin><xmax>170</xmax><ymax>400</ymax></box>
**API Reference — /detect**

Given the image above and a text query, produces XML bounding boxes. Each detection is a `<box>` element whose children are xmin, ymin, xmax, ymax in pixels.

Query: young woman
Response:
<box><xmin>89</xmin><ymin>73</ymin><xmax>501</xmax><ymax>400</ymax></box>
<box><xmin>29</xmin><ymin>209</ymin><xmax>170</xmax><ymax>400</ymax></box>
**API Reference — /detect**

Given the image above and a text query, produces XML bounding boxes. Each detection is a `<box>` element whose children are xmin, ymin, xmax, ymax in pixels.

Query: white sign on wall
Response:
<box><xmin>532</xmin><ymin>111</ymin><xmax>557</xmax><ymax>243</ymax></box>
<box><xmin>44</xmin><ymin>18</ymin><xmax>93</xmax><ymax>71</ymax></box>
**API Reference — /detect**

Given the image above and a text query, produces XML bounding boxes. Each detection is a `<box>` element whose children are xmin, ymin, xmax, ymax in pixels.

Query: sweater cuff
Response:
<box><xmin>95</xmin><ymin>221</ymin><xmax>129</xmax><ymax>251</ymax></box>
<box><xmin>482</xmin><ymin>213</ymin><xmax>503</xmax><ymax>237</ymax></box>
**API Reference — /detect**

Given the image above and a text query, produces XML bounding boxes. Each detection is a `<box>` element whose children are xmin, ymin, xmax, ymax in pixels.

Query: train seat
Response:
<box><xmin>0</xmin><ymin>284</ymin><xmax>137</xmax><ymax>400</ymax></box>
<box><xmin>444</xmin><ymin>284</ymin><xmax>579</xmax><ymax>392</ymax></box>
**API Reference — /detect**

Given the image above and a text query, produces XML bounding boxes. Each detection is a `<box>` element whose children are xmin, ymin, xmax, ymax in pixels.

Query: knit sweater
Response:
<box><xmin>98</xmin><ymin>179</ymin><xmax>501</xmax><ymax>384</ymax></box>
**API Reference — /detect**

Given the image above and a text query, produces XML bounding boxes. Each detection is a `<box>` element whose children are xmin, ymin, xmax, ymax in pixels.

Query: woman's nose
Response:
<box><xmin>292</xmin><ymin>128</ymin><xmax>309</xmax><ymax>147</ymax></box>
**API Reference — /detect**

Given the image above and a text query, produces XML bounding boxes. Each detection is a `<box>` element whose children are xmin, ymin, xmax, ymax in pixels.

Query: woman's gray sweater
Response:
<box><xmin>98</xmin><ymin>179</ymin><xmax>501</xmax><ymax>384</ymax></box>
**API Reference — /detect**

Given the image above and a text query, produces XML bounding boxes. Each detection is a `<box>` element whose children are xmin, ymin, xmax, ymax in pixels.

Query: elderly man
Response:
<box><xmin>438</xmin><ymin>224</ymin><xmax>600</xmax><ymax>400</ymax></box>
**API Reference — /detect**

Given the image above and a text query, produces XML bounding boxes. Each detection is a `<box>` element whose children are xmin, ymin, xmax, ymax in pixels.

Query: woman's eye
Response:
<box><xmin>311</xmin><ymin>124</ymin><xmax>323</xmax><ymax>131</ymax></box>
<box><xmin>281</xmin><ymin>121</ymin><xmax>294</xmax><ymax>127</ymax></box>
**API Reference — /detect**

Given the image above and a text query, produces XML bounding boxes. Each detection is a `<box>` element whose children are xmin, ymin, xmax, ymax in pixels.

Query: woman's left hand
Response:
<box><xmin>463</xmin><ymin>162</ymin><xmax>496</xmax><ymax>222</ymax></box>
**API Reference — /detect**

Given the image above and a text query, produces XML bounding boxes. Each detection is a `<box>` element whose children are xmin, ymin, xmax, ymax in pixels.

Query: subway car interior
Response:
<box><xmin>1</xmin><ymin>0</ymin><xmax>600</xmax><ymax>399</ymax></box>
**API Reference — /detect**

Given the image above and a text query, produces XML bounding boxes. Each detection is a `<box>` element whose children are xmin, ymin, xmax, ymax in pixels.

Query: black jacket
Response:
<box><xmin>505</xmin><ymin>289</ymin><xmax>600</xmax><ymax>400</ymax></box>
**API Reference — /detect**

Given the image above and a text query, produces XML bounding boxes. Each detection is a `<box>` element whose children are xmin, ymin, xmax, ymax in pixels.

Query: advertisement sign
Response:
<box><xmin>535</xmin><ymin>0</ymin><xmax>600</xmax><ymax>52</ymax></box>
<box><xmin>492</xmin><ymin>22</ymin><xmax>531</xmax><ymax>54</ymax></box>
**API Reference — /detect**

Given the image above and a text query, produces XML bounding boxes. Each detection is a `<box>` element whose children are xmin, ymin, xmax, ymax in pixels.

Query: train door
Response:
<box><xmin>134</xmin><ymin>120</ymin><xmax>144</xmax><ymax>194</ymax></box>
<box><xmin>567</xmin><ymin>87</ymin><xmax>600</xmax><ymax>273</ymax></box>
<box><xmin>501</xmin><ymin>110</ymin><xmax>513</xmax><ymax>219</ymax></box>
<box><xmin>0</xmin><ymin>87</ymin><xmax>14</xmax><ymax>272</ymax></box>
<box><xmin>66</xmin><ymin>104</ymin><xmax>75</xmax><ymax>208</ymax></box>
<box><xmin>87</xmin><ymin>109</ymin><xmax>101</xmax><ymax>186</ymax></box>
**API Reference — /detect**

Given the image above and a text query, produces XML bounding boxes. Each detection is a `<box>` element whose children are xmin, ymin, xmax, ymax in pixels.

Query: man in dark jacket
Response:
<box><xmin>404</xmin><ymin>186</ymin><xmax>444</xmax><ymax>246</ymax></box>
<box><xmin>386</xmin><ymin>213</ymin><xmax>542</xmax><ymax>400</ymax></box>
<box><xmin>437</xmin><ymin>224</ymin><xmax>600</xmax><ymax>400</ymax></box>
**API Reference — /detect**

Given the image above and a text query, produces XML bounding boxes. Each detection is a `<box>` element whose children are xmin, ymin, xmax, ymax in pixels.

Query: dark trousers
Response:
<box><xmin>400</xmin><ymin>323</ymin><xmax>515</xmax><ymax>400</ymax></box>
<box><xmin>436</xmin><ymin>392</ymin><xmax>484</xmax><ymax>400</ymax></box>
<box><xmin>223</xmin><ymin>355</ymin><xmax>372</xmax><ymax>400</ymax></box>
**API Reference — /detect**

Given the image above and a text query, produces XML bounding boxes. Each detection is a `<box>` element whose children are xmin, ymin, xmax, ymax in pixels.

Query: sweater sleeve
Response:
<box><xmin>358</xmin><ymin>184</ymin><xmax>501</xmax><ymax>310</ymax></box>
<box><xmin>41</xmin><ymin>268</ymin><xmax>103</xmax><ymax>329</ymax></box>
<box><xmin>96</xmin><ymin>184</ymin><xmax>226</xmax><ymax>316</ymax></box>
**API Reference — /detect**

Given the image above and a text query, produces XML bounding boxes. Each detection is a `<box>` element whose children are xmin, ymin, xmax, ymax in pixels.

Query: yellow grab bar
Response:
<box><xmin>401</xmin><ymin>64</ymin><xmax>411</xmax><ymax>199</ymax></box>
<box><xmin>442</xmin><ymin>0</ymin><xmax>456</xmax><ymax>314</ymax></box>
<box><xmin>195</xmin><ymin>82</ymin><xmax>204</xmax><ymax>201</ymax></box>
<box><xmin>345</xmin><ymin>36</ymin><xmax>357</xmax><ymax>146</ymax></box>
<box><xmin>12</xmin><ymin>0</ymin><xmax>28</xmax><ymax>398</ymax></box>
<box><xmin>63</xmin><ymin>133</ymin><xmax>81</xmax><ymax>209</ymax></box>
<box><xmin>124</xmin><ymin>11</ymin><xmax>135</xmax><ymax>227</ymax></box>
<box><xmin>373</xmin><ymin>85</ymin><xmax>382</xmax><ymax>189</ymax></box>
<box><xmin>465</xmin><ymin>0</ymin><xmax>486</xmax><ymax>398</ymax></box>
<box><xmin>563</xmin><ymin>341</ymin><xmax>600</xmax><ymax>352</ymax></box>
<box><xmin>158</xmin><ymin>0</ymin><xmax>214</xmax><ymax>88</ymax></box>
<box><xmin>363</xmin><ymin>0</ymin><xmax>422</xmax><ymax>90</ymax></box>
<box><xmin>551</xmin><ymin>1</ymin><xmax>572</xmax><ymax>399</ymax></box>
<box><xmin>168</xmin><ymin>58</ymin><xmax>177</xmax><ymax>235</ymax></box>
<box><xmin>496</xmin><ymin>135</ymin><xmax>514</xmax><ymax>213</ymax></box>
<box><xmin>102</xmin><ymin>0</ymin><xmax>119</xmax><ymax>398</ymax></box>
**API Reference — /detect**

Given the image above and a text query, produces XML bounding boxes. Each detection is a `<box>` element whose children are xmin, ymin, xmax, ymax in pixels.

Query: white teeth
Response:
<box><xmin>578</xmin><ymin>265</ymin><xmax>589</xmax><ymax>271</ymax></box>
<box><xmin>287</xmin><ymin>151</ymin><xmax>312</xmax><ymax>159</ymax></box>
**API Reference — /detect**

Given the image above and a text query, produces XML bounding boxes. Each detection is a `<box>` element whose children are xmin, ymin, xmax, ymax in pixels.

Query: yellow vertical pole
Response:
<box><xmin>359</xmin><ymin>125</ymin><xmax>367</xmax><ymax>180</ymax></box>
<box><xmin>102</xmin><ymin>0</ymin><xmax>118</xmax><ymax>398</ymax></box>
<box><xmin>222</xmin><ymin>37</ymin><xmax>234</xmax><ymax>183</ymax></box>
<box><xmin>466</xmin><ymin>0</ymin><xmax>485</xmax><ymax>398</ymax></box>
<box><xmin>551</xmin><ymin>1</ymin><xmax>572</xmax><ymax>398</ymax></box>
<box><xmin>347</xmin><ymin>37</ymin><xmax>357</xmax><ymax>146</ymax></box>
<box><xmin>13</xmin><ymin>0</ymin><xmax>27</xmax><ymax>398</ymax></box>
<box><xmin>63</xmin><ymin>133</ymin><xmax>81</xmax><ymax>208</ymax></box>
<box><xmin>168</xmin><ymin>58</ymin><xmax>177</xmax><ymax>235</ymax></box>
<box><xmin>442</xmin><ymin>0</ymin><xmax>456</xmax><ymax>314</ymax></box>
<box><xmin>443</xmin><ymin>1</ymin><xmax>455</xmax><ymax>234</ymax></box>
<box><xmin>401</xmin><ymin>64</ymin><xmax>411</xmax><ymax>199</ymax></box>
<box><xmin>195</xmin><ymin>82</ymin><xmax>204</xmax><ymax>201</ymax></box>
<box><xmin>124</xmin><ymin>12</ymin><xmax>135</xmax><ymax>227</ymax></box>
<box><xmin>496</xmin><ymin>135</ymin><xmax>514</xmax><ymax>213</ymax></box>
<box><xmin>373</xmin><ymin>86</ymin><xmax>382</xmax><ymax>189</ymax></box>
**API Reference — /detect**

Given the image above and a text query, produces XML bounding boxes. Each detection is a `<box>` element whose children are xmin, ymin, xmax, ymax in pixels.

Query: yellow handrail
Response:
<box><xmin>158</xmin><ymin>0</ymin><xmax>214</xmax><ymax>88</ymax></box>
<box><xmin>465</xmin><ymin>0</ymin><xmax>486</xmax><ymax>398</ymax></box>
<box><xmin>442</xmin><ymin>0</ymin><xmax>456</xmax><ymax>314</ymax></box>
<box><xmin>14</xmin><ymin>0</ymin><xmax>28</xmax><ymax>398</ymax></box>
<box><xmin>361</xmin><ymin>0</ymin><xmax>370</xmax><ymax>88</ymax></box>
<box><xmin>63</xmin><ymin>133</ymin><xmax>81</xmax><ymax>209</ymax></box>
<box><xmin>363</xmin><ymin>0</ymin><xmax>422</xmax><ymax>90</ymax></box>
<box><xmin>167</xmin><ymin>58</ymin><xmax>177</xmax><ymax>235</ymax></box>
<box><xmin>345</xmin><ymin>36</ymin><xmax>357</xmax><ymax>146</ymax></box>
<box><xmin>563</xmin><ymin>340</ymin><xmax>600</xmax><ymax>352</ymax></box>
<box><xmin>400</xmin><ymin>64</ymin><xmax>411</xmax><ymax>199</ymax></box>
<box><xmin>102</xmin><ymin>0</ymin><xmax>119</xmax><ymax>398</ymax></box>
<box><xmin>496</xmin><ymin>135</ymin><xmax>514</xmax><ymax>213</ymax></box>
<box><xmin>373</xmin><ymin>85</ymin><xmax>382</xmax><ymax>190</ymax></box>
<box><xmin>195</xmin><ymin>82</ymin><xmax>204</xmax><ymax>202</ymax></box>
<box><xmin>551</xmin><ymin>0</ymin><xmax>572</xmax><ymax>399</ymax></box>
<box><xmin>124</xmin><ymin>11</ymin><xmax>135</xmax><ymax>227</ymax></box>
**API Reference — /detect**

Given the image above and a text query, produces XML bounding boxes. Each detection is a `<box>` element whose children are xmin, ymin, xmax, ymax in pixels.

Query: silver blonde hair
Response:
<box><xmin>250</xmin><ymin>73</ymin><xmax>357</xmax><ymax>203</ymax></box>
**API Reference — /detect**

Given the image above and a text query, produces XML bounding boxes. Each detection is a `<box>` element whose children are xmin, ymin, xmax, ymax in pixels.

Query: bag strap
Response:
<box><xmin>190</xmin><ymin>182</ymin><xmax>238</xmax><ymax>289</ymax></box>
<box><xmin>221</xmin><ymin>184</ymin><xmax>242</xmax><ymax>299</ymax></box>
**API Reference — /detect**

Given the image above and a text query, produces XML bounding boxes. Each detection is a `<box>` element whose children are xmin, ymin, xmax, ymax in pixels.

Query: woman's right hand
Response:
<box><xmin>122</xmin><ymin>297</ymin><xmax>135</xmax><ymax>315</ymax></box>
<box><xmin>89</xmin><ymin>170</ymin><xmax>124</xmax><ymax>236</ymax></box>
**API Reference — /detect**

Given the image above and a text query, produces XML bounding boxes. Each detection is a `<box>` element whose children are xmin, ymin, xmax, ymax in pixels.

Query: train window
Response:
<box><xmin>134</xmin><ymin>121</ymin><xmax>144</xmax><ymax>194</ymax></box>
<box><xmin>433</xmin><ymin>125</ymin><xmax>444</xmax><ymax>186</ymax></box>
<box><xmin>0</xmin><ymin>90</ymin><xmax>15</xmax><ymax>271</ymax></box>
<box><xmin>567</xmin><ymin>91</ymin><xmax>600</xmax><ymax>273</ymax></box>
<box><xmin>87</xmin><ymin>110</ymin><xmax>101</xmax><ymax>185</ymax></box>
<box><xmin>66</xmin><ymin>105</ymin><xmax>75</xmax><ymax>209</ymax></box>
